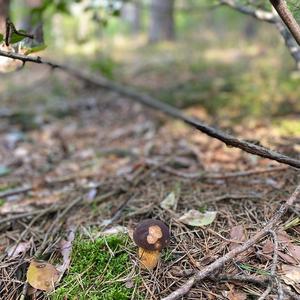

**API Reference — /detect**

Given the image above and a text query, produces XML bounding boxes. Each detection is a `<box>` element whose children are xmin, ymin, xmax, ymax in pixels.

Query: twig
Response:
<box><xmin>0</xmin><ymin>49</ymin><xmax>300</xmax><ymax>169</ymax></box>
<box><xmin>269</xmin><ymin>0</ymin><xmax>300</xmax><ymax>46</ymax></box>
<box><xmin>215</xmin><ymin>274</ymin><xmax>298</xmax><ymax>299</ymax></box>
<box><xmin>220</xmin><ymin>0</ymin><xmax>276</xmax><ymax>23</ymax></box>
<box><xmin>34</xmin><ymin>196</ymin><xmax>82</xmax><ymax>258</ymax></box>
<box><xmin>162</xmin><ymin>184</ymin><xmax>300</xmax><ymax>300</ymax></box>
<box><xmin>0</xmin><ymin>185</ymin><xmax>32</xmax><ymax>199</ymax></box>
<box><xmin>0</xmin><ymin>207</ymin><xmax>58</xmax><ymax>225</ymax></box>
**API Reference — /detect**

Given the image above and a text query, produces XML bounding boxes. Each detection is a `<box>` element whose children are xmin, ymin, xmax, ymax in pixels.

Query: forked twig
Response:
<box><xmin>162</xmin><ymin>184</ymin><xmax>300</xmax><ymax>300</ymax></box>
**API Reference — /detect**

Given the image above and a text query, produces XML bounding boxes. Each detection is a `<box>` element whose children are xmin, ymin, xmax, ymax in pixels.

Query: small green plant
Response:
<box><xmin>51</xmin><ymin>234</ymin><xmax>142</xmax><ymax>300</ymax></box>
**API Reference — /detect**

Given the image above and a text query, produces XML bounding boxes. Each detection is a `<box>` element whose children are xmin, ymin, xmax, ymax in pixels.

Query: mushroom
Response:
<box><xmin>133</xmin><ymin>219</ymin><xmax>170</xmax><ymax>270</ymax></box>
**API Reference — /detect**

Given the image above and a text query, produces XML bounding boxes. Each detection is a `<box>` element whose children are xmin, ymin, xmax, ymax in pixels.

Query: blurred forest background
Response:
<box><xmin>1</xmin><ymin>0</ymin><xmax>300</xmax><ymax>130</ymax></box>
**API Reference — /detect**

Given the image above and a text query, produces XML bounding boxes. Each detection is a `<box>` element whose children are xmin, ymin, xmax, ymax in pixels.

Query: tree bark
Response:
<box><xmin>0</xmin><ymin>0</ymin><xmax>10</xmax><ymax>35</ymax></box>
<box><xmin>122</xmin><ymin>0</ymin><xmax>141</xmax><ymax>34</ymax></box>
<box><xmin>149</xmin><ymin>0</ymin><xmax>175</xmax><ymax>43</ymax></box>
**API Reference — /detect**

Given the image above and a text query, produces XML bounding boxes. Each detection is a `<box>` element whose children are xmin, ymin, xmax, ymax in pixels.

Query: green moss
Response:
<box><xmin>274</xmin><ymin>119</ymin><xmax>300</xmax><ymax>136</ymax></box>
<box><xmin>51</xmin><ymin>234</ymin><xmax>142</xmax><ymax>300</ymax></box>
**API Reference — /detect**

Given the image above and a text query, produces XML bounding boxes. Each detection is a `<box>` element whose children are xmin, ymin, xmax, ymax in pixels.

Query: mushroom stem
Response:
<box><xmin>138</xmin><ymin>248</ymin><xmax>160</xmax><ymax>270</ymax></box>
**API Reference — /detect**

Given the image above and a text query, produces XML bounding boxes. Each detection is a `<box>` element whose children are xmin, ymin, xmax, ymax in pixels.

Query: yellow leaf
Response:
<box><xmin>27</xmin><ymin>260</ymin><xmax>60</xmax><ymax>291</ymax></box>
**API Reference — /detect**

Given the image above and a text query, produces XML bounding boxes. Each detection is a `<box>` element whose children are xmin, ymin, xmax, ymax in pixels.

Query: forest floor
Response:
<box><xmin>1</xmin><ymin>36</ymin><xmax>300</xmax><ymax>299</ymax></box>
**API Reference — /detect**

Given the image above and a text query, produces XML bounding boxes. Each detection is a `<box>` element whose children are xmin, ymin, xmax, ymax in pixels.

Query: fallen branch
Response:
<box><xmin>1</xmin><ymin>50</ymin><xmax>300</xmax><ymax>169</ymax></box>
<box><xmin>162</xmin><ymin>184</ymin><xmax>300</xmax><ymax>300</ymax></box>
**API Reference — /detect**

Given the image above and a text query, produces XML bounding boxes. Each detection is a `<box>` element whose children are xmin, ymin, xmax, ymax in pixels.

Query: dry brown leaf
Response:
<box><xmin>262</xmin><ymin>240</ymin><xmax>274</xmax><ymax>254</ymax></box>
<box><xmin>281</xmin><ymin>264</ymin><xmax>300</xmax><ymax>284</ymax></box>
<box><xmin>288</xmin><ymin>245</ymin><xmax>300</xmax><ymax>262</ymax></box>
<box><xmin>229</xmin><ymin>225</ymin><xmax>245</xmax><ymax>250</ymax></box>
<box><xmin>278</xmin><ymin>252</ymin><xmax>298</xmax><ymax>265</ymax></box>
<box><xmin>27</xmin><ymin>260</ymin><xmax>60</xmax><ymax>292</ymax></box>
<box><xmin>223</xmin><ymin>285</ymin><xmax>247</xmax><ymax>300</ymax></box>
<box><xmin>278</xmin><ymin>230</ymin><xmax>293</xmax><ymax>245</ymax></box>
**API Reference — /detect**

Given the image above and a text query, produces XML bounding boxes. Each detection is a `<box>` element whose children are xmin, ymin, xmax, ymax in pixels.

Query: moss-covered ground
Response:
<box><xmin>51</xmin><ymin>234</ymin><xmax>142</xmax><ymax>300</ymax></box>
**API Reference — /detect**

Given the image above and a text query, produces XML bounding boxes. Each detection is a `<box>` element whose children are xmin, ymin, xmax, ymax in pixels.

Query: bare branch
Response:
<box><xmin>220</xmin><ymin>0</ymin><xmax>276</xmax><ymax>23</ymax></box>
<box><xmin>219</xmin><ymin>0</ymin><xmax>300</xmax><ymax>69</ymax></box>
<box><xmin>162</xmin><ymin>184</ymin><xmax>300</xmax><ymax>300</ymax></box>
<box><xmin>270</xmin><ymin>0</ymin><xmax>300</xmax><ymax>46</ymax></box>
<box><xmin>1</xmin><ymin>49</ymin><xmax>300</xmax><ymax>168</ymax></box>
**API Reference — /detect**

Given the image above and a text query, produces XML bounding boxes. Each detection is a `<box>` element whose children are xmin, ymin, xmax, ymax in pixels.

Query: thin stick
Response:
<box><xmin>0</xmin><ymin>49</ymin><xmax>300</xmax><ymax>169</ymax></box>
<box><xmin>0</xmin><ymin>185</ymin><xmax>32</xmax><ymax>199</ymax></box>
<box><xmin>162</xmin><ymin>184</ymin><xmax>300</xmax><ymax>300</ymax></box>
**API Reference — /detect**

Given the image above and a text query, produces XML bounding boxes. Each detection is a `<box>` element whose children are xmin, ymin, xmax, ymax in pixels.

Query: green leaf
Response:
<box><xmin>112</xmin><ymin>9</ymin><xmax>121</xmax><ymax>17</ymax></box>
<box><xmin>10</xmin><ymin>30</ymin><xmax>28</xmax><ymax>44</ymax></box>
<box><xmin>24</xmin><ymin>44</ymin><xmax>47</xmax><ymax>55</ymax></box>
<box><xmin>0</xmin><ymin>33</ymin><xmax>3</xmax><ymax>43</ymax></box>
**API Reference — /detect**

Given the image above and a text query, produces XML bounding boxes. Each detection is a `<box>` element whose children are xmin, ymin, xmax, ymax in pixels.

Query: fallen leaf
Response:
<box><xmin>229</xmin><ymin>225</ymin><xmax>245</xmax><ymax>250</ymax></box>
<box><xmin>101</xmin><ymin>226</ymin><xmax>128</xmax><ymax>236</ymax></box>
<box><xmin>178</xmin><ymin>210</ymin><xmax>217</xmax><ymax>227</ymax></box>
<box><xmin>27</xmin><ymin>260</ymin><xmax>60</xmax><ymax>291</ymax></box>
<box><xmin>278</xmin><ymin>230</ymin><xmax>293</xmax><ymax>245</ymax></box>
<box><xmin>281</xmin><ymin>264</ymin><xmax>300</xmax><ymax>294</ymax></box>
<box><xmin>288</xmin><ymin>245</ymin><xmax>300</xmax><ymax>262</ymax></box>
<box><xmin>262</xmin><ymin>240</ymin><xmax>274</xmax><ymax>254</ymax></box>
<box><xmin>56</xmin><ymin>227</ymin><xmax>76</xmax><ymax>274</ymax></box>
<box><xmin>278</xmin><ymin>252</ymin><xmax>298</xmax><ymax>265</ymax></box>
<box><xmin>160</xmin><ymin>192</ymin><xmax>177</xmax><ymax>210</ymax></box>
<box><xmin>222</xmin><ymin>285</ymin><xmax>247</xmax><ymax>300</ymax></box>
<box><xmin>226</xmin><ymin>290</ymin><xmax>247</xmax><ymax>300</ymax></box>
<box><xmin>6</xmin><ymin>241</ymin><xmax>31</xmax><ymax>258</ymax></box>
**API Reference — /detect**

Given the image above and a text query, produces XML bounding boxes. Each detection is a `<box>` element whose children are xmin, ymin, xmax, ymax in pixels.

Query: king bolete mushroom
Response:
<box><xmin>133</xmin><ymin>219</ymin><xmax>170</xmax><ymax>270</ymax></box>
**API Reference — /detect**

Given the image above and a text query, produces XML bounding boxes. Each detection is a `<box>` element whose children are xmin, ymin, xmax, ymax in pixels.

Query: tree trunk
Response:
<box><xmin>0</xmin><ymin>0</ymin><xmax>10</xmax><ymax>35</ymax></box>
<box><xmin>122</xmin><ymin>0</ymin><xmax>141</xmax><ymax>34</ymax></box>
<box><xmin>149</xmin><ymin>0</ymin><xmax>175</xmax><ymax>43</ymax></box>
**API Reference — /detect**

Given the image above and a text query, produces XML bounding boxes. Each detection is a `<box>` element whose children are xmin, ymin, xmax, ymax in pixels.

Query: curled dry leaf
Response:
<box><xmin>178</xmin><ymin>209</ymin><xmax>217</xmax><ymax>227</ymax></box>
<box><xmin>56</xmin><ymin>227</ymin><xmax>76</xmax><ymax>275</ymax></box>
<box><xmin>160</xmin><ymin>192</ymin><xmax>177</xmax><ymax>210</ymax></box>
<box><xmin>27</xmin><ymin>260</ymin><xmax>60</xmax><ymax>292</ymax></box>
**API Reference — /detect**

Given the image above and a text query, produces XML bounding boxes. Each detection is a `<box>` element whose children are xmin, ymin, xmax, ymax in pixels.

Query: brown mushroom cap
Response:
<box><xmin>133</xmin><ymin>219</ymin><xmax>170</xmax><ymax>251</ymax></box>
